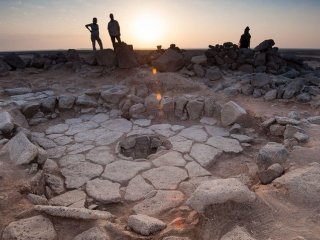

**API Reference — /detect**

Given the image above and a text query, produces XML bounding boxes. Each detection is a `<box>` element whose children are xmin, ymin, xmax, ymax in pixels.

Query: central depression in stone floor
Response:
<box><xmin>119</xmin><ymin>134</ymin><xmax>172</xmax><ymax>159</ymax></box>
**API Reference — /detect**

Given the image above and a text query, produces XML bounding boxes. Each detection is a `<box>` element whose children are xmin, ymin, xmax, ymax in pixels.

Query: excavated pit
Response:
<box><xmin>118</xmin><ymin>134</ymin><xmax>172</xmax><ymax>159</ymax></box>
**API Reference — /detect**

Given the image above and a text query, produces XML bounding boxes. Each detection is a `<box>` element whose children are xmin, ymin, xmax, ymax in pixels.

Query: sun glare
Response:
<box><xmin>132</xmin><ymin>14</ymin><xmax>164</xmax><ymax>44</ymax></box>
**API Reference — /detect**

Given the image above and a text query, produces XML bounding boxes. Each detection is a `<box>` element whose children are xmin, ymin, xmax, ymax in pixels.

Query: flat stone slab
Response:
<box><xmin>34</xmin><ymin>205</ymin><xmax>114</xmax><ymax>220</ymax></box>
<box><xmin>152</xmin><ymin>151</ymin><xmax>186</xmax><ymax>167</ymax></box>
<box><xmin>59</xmin><ymin>153</ymin><xmax>85</xmax><ymax>166</ymax></box>
<box><xmin>206</xmin><ymin>136</ymin><xmax>243</xmax><ymax>153</ymax></box>
<box><xmin>49</xmin><ymin>190</ymin><xmax>86</xmax><ymax>207</ymax></box>
<box><xmin>86</xmin><ymin>179</ymin><xmax>121</xmax><ymax>204</ymax></box>
<box><xmin>186</xmin><ymin>178</ymin><xmax>256</xmax><ymax>213</ymax></box>
<box><xmin>53</xmin><ymin>136</ymin><xmax>73</xmax><ymax>146</ymax></box>
<box><xmin>46</xmin><ymin>124</ymin><xmax>69</xmax><ymax>135</ymax></box>
<box><xmin>95</xmin><ymin>131</ymin><xmax>123</xmax><ymax>146</ymax></box>
<box><xmin>101</xmin><ymin>118</ymin><xmax>132</xmax><ymax>133</ymax></box>
<box><xmin>127</xmin><ymin>127</ymin><xmax>155</xmax><ymax>137</ymax></box>
<box><xmin>221</xmin><ymin>226</ymin><xmax>256</xmax><ymax>240</ymax></box>
<box><xmin>46</xmin><ymin>146</ymin><xmax>66</xmax><ymax>159</ymax></box>
<box><xmin>128</xmin><ymin>214</ymin><xmax>166</xmax><ymax>236</ymax></box>
<box><xmin>61</xmin><ymin>162</ymin><xmax>103</xmax><ymax>189</ymax></box>
<box><xmin>230</xmin><ymin>134</ymin><xmax>253</xmax><ymax>143</ymax></box>
<box><xmin>204</xmin><ymin>125</ymin><xmax>230</xmax><ymax>137</ymax></box>
<box><xmin>200</xmin><ymin>117</ymin><xmax>217</xmax><ymax>126</ymax></box>
<box><xmin>142</xmin><ymin>166</ymin><xmax>188</xmax><ymax>190</ymax></box>
<box><xmin>2</xmin><ymin>215</ymin><xmax>57</xmax><ymax>240</ymax></box>
<box><xmin>178</xmin><ymin>126</ymin><xmax>208</xmax><ymax>142</ymax></box>
<box><xmin>73</xmin><ymin>227</ymin><xmax>109</xmax><ymax>240</ymax></box>
<box><xmin>185</xmin><ymin>161</ymin><xmax>211</xmax><ymax>178</ymax></box>
<box><xmin>102</xmin><ymin>160</ymin><xmax>152</xmax><ymax>184</ymax></box>
<box><xmin>86</xmin><ymin>146</ymin><xmax>115</xmax><ymax>165</ymax></box>
<box><xmin>65</xmin><ymin>122</ymin><xmax>99</xmax><ymax>136</ymax></box>
<box><xmin>133</xmin><ymin>190</ymin><xmax>185</xmax><ymax>216</ymax></box>
<box><xmin>133</xmin><ymin>119</ymin><xmax>152</xmax><ymax>127</ymax></box>
<box><xmin>168</xmin><ymin>135</ymin><xmax>193</xmax><ymax>153</ymax></box>
<box><xmin>125</xmin><ymin>175</ymin><xmax>155</xmax><ymax>202</ymax></box>
<box><xmin>74</xmin><ymin>128</ymin><xmax>103</xmax><ymax>143</ymax></box>
<box><xmin>190</xmin><ymin>143</ymin><xmax>222</xmax><ymax>167</ymax></box>
<box><xmin>90</xmin><ymin>113</ymin><xmax>110</xmax><ymax>123</ymax></box>
<box><xmin>67</xmin><ymin>143</ymin><xmax>95</xmax><ymax>155</ymax></box>
<box><xmin>3</xmin><ymin>132</ymin><xmax>38</xmax><ymax>165</ymax></box>
<box><xmin>32</xmin><ymin>136</ymin><xmax>57</xmax><ymax>149</ymax></box>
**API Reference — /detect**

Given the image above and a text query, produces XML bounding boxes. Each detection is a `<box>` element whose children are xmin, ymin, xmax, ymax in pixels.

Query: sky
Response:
<box><xmin>0</xmin><ymin>0</ymin><xmax>319</xmax><ymax>51</ymax></box>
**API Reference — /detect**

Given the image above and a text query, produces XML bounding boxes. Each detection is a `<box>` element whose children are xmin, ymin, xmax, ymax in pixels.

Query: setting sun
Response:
<box><xmin>131</xmin><ymin>14</ymin><xmax>164</xmax><ymax>45</ymax></box>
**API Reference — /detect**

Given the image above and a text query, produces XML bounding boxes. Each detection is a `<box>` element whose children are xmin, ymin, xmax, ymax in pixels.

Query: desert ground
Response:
<box><xmin>0</xmin><ymin>41</ymin><xmax>320</xmax><ymax>240</ymax></box>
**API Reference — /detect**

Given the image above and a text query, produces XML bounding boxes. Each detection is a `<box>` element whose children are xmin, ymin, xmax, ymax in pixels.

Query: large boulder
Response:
<box><xmin>0</xmin><ymin>111</ymin><xmax>14</xmax><ymax>134</ymax></box>
<box><xmin>152</xmin><ymin>49</ymin><xmax>184</xmax><ymax>72</ymax></box>
<box><xmin>254</xmin><ymin>39</ymin><xmax>275</xmax><ymax>52</ymax></box>
<box><xmin>273</xmin><ymin>163</ymin><xmax>320</xmax><ymax>206</ymax></box>
<box><xmin>256</xmin><ymin>142</ymin><xmax>288</xmax><ymax>171</ymax></box>
<box><xmin>221</xmin><ymin>101</ymin><xmax>247</xmax><ymax>126</ymax></box>
<box><xmin>186</xmin><ymin>178</ymin><xmax>256</xmax><ymax>213</ymax></box>
<box><xmin>250</xmin><ymin>73</ymin><xmax>272</xmax><ymax>88</ymax></box>
<box><xmin>2</xmin><ymin>132</ymin><xmax>39</xmax><ymax>165</ymax></box>
<box><xmin>2</xmin><ymin>215</ymin><xmax>57</xmax><ymax>240</ymax></box>
<box><xmin>115</xmin><ymin>43</ymin><xmax>139</xmax><ymax>69</ymax></box>
<box><xmin>3</xmin><ymin>53</ymin><xmax>26</xmax><ymax>69</ymax></box>
<box><xmin>95</xmin><ymin>49</ymin><xmax>116</xmax><ymax>67</ymax></box>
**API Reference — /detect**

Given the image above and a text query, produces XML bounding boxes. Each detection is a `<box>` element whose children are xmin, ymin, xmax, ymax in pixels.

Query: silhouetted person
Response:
<box><xmin>239</xmin><ymin>26</ymin><xmax>251</xmax><ymax>49</ymax></box>
<box><xmin>85</xmin><ymin>17</ymin><xmax>103</xmax><ymax>51</ymax></box>
<box><xmin>108</xmin><ymin>13</ymin><xmax>121</xmax><ymax>49</ymax></box>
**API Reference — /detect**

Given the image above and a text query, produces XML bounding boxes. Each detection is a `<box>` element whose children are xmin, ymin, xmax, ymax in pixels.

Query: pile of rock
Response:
<box><xmin>261</xmin><ymin>113</ymin><xmax>310</xmax><ymax>148</ymax></box>
<box><xmin>204</xmin><ymin>39</ymin><xmax>306</xmax><ymax>74</ymax></box>
<box><xmin>1</xmin><ymin>86</ymin><xmax>250</xmax><ymax>128</ymax></box>
<box><xmin>0</xmin><ymin>44</ymin><xmax>139</xmax><ymax>74</ymax></box>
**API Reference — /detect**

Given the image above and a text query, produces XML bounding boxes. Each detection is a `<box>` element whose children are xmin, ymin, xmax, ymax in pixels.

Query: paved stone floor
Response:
<box><xmin>33</xmin><ymin>112</ymin><xmax>253</xmax><ymax>217</ymax></box>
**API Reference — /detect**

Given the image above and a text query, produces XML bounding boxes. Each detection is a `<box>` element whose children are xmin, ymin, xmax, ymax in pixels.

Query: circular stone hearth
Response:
<box><xmin>118</xmin><ymin>134</ymin><xmax>172</xmax><ymax>159</ymax></box>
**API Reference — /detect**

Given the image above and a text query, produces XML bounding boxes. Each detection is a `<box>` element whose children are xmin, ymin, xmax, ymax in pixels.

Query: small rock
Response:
<box><xmin>49</xmin><ymin>190</ymin><xmax>86</xmax><ymax>207</ymax></box>
<box><xmin>264</xmin><ymin>89</ymin><xmax>277</xmax><ymax>101</ymax></box>
<box><xmin>76</xmin><ymin>94</ymin><xmax>98</xmax><ymax>107</ymax></box>
<box><xmin>128</xmin><ymin>214</ymin><xmax>167</xmax><ymax>236</ymax></box>
<box><xmin>258</xmin><ymin>163</ymin><xmax>284</xmax><ymax>184</ymax></box>
<box><xmin>186</xmin><ymin>100</ymin><xmax>204</xmax><ymax>120</ymax></box>
<box><xmin>206</xmin><ymin>67</ymin><xmax>222</xmax><ymax>81</ymax></box>
<box><xmin>22</xmin><ymin>102</ymin><xmax>40</xmax><ymax>118</ymax></box>
<box><xmin>27</xmin><ymin>194</ymin><xmax>48</xmax><ymax>205</ymax></box>
<box><xmin>293</xmin><ymin>132</ymin><xmax>309</xmax><ymax>143</ymax></box>
<box><xmin>257</xmin><ymin>142</ymin><xmax>288</xmax><ymax>170</ymax></box>
<box><xmin>269</xmin><ymin>124</ymin><xmax>286</xmax><ymax>136</ymax></box>
<box><xmin>0</xmin><ymin>111</ymin><xmax>14</xmax><ymax>134</ymax></box>
<box><xmin>58</xmin><ymin>95</ymin><xmax>76</xmax><ymax>109</ymax></box>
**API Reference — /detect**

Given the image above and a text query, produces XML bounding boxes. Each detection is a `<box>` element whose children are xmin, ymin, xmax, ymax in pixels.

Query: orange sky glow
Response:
<box><xmin>0</xmin><ymin>0</ymin><xmax>320</xmax><ymax>51</ymax></box>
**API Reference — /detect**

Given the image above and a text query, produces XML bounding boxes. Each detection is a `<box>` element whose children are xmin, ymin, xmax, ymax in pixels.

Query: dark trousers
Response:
<box><xmin>91</xmin><ymin>35</ymin><xmax>103</xmax><ymax>51</ymax></box>
<box><xmin>110</xmin><ymin>35</ymin><xmax>121</xmax><ymax>49</ymax></box>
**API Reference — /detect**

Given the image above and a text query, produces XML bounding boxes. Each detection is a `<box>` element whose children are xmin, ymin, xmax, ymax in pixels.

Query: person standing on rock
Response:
<box><xmin>239</xmin><ymin>26</ymin><xmax>251</xmax><ymax>49</ymax></box>
<box><xmin>108</xmin><ymin>13</ymin><xmax>121</xmax><ymax>49</ymax></box>
<box><xmin>85</xmin><ymin>17</ymin><xmax>103</xmax><ymax>51</ymax></box>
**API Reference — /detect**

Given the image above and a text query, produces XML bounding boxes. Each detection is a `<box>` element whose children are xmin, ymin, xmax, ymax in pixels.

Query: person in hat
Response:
<box><xmin>85</xmin><ymin>17</ymin><xmax>103</xmax><ymax>51</ymax></box>
<box><xmin>239</xmin><ymin>26</ymin><xmax>251</xmax><ymax>49</ymax></box>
